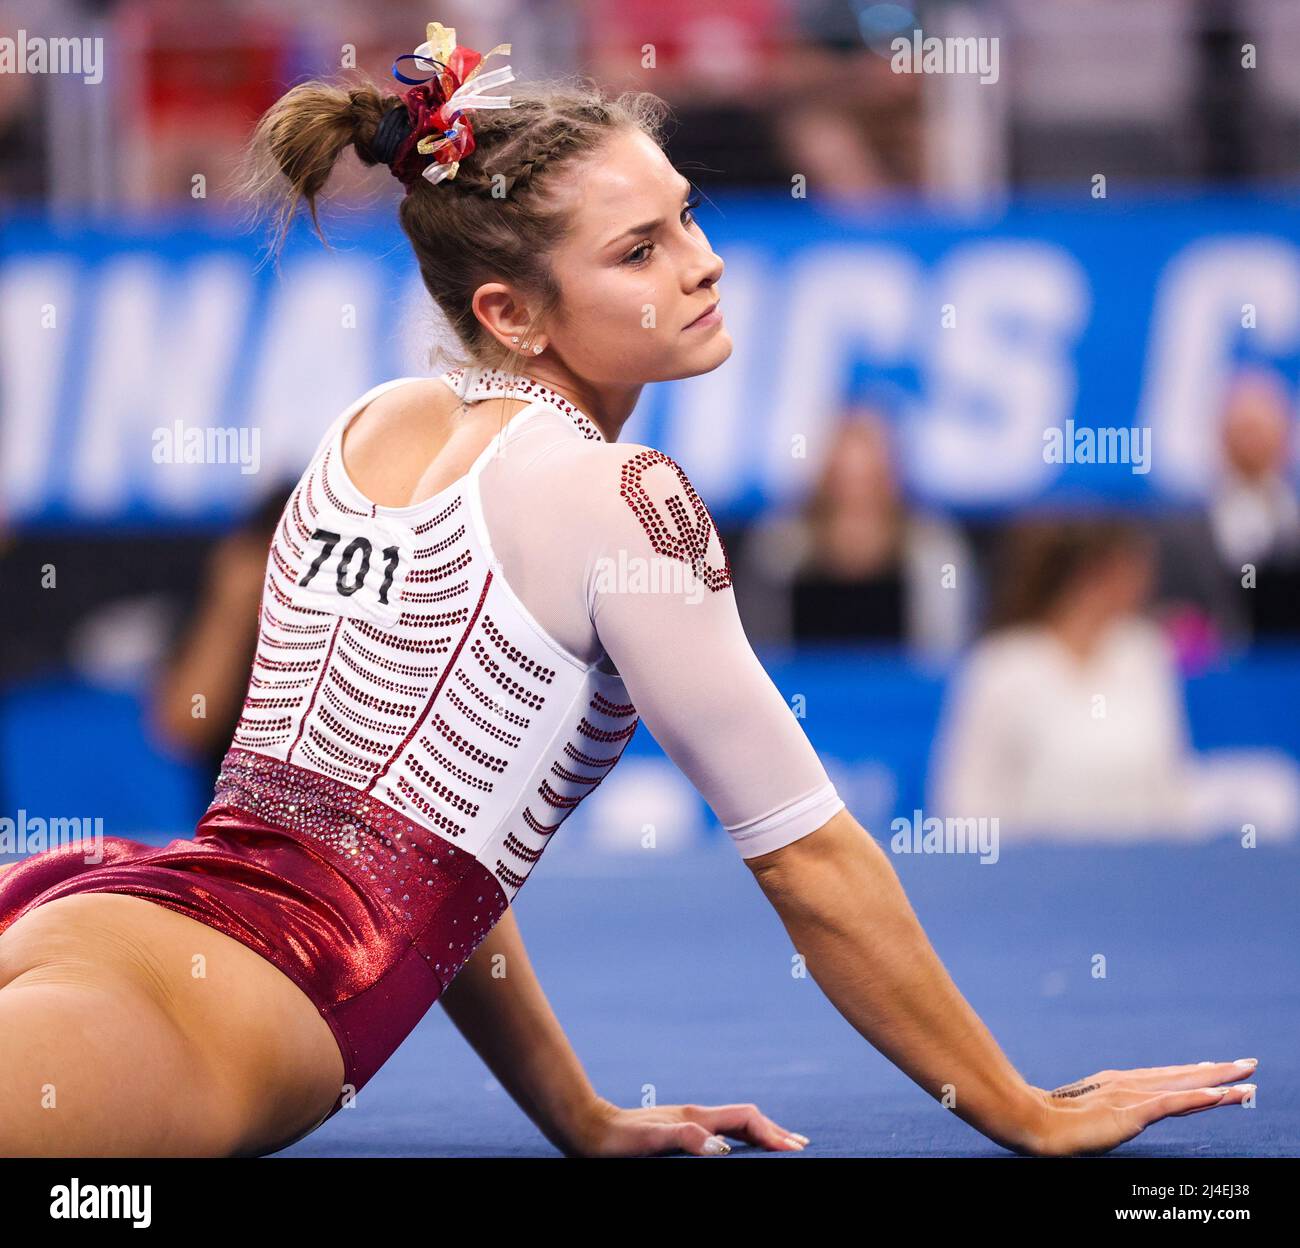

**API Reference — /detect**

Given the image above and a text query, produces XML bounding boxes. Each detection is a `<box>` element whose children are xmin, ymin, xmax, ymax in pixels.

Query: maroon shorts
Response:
<box><xmin>0</xmin><ymin>749</ymin><xmax>509</xmax><ymax>1127</ymax></box>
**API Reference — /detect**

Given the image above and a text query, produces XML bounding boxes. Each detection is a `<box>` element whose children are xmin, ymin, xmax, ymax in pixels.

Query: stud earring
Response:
<box><xmin>532</xmin><ymin>344</ymin><xmax>543</xmax><ymax>354</ymax></box>
<box><xmin>510</xmin><ymin>335</ymin><xmax>519</xmax><ymax>343</ymax></box>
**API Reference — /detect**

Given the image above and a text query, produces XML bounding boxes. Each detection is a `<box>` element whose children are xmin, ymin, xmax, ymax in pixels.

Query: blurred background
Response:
<box><xmin>4</xmin><ymin>0</ymin><xmax>1300</xmax><ymax>852</ymax></box>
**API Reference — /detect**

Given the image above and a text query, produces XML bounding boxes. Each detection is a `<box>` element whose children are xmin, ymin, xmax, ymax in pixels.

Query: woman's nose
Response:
<box><xmin>689</xmin><ymin>247</ymin><xmax>724</xmax><ymax>291</ymax></box>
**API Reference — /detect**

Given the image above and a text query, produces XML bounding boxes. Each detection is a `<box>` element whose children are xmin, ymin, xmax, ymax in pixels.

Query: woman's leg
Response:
<box><xmin>0</xmin><ymin>970</ymin><xmax>242</xmax><ymax>1155</ymax></box>
<box><xmin>0</xmin><ymin>892</ymin><xmax>346</xmax><ymax>1156</ymax></box>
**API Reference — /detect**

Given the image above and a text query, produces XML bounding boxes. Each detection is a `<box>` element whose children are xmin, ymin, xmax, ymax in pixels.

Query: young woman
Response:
<box><xmin>930</xmin><ymin>520</ymin><xmax>1192</xmax><ymax>838</ymax></box>
<box><xmin>0</xmin><ymin>24</ymin><xmax>1257</xmax><ymax>1158</ymax></box>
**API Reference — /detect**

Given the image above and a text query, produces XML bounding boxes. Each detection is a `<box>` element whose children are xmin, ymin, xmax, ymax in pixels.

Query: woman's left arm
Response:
<box><xmin>436</xmin><ymin>905</ymin><xmax>607</xmax><ymax>1155</ymax></box>
<box><xmin>438</xmin><ymin>906</ymin><xmax>808</xmax><ymax>1156</ymax></box>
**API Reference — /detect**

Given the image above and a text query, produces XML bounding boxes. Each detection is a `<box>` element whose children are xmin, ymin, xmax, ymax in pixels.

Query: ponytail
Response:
<box><xmin>241</xmin><ymin>80</ymin><xmax>398</xmax><ymax>251</ymax></box>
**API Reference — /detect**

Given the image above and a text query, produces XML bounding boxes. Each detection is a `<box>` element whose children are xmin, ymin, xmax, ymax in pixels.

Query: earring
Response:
<box><xmin>510</xmin><ymin>335</ymin><xmax>519</xmax><ymax>343</ymax></box>
<box><xmin>532</xmin><ymin>344</ymin><xmax>543</xmax><ymax>354</ymax></box>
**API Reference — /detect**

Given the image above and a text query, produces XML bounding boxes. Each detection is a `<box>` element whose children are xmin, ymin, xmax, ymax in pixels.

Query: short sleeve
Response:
<box><xmin>580</xmin><ymin>444</ymin><xmax>844</xmax><ymax>858</ymax></box>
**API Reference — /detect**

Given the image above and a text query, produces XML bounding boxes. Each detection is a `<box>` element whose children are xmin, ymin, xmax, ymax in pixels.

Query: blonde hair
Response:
<box><xmin>241</xmin><ymin>73</ymin><xmax>670</xmax><ymax>379</ymax></box>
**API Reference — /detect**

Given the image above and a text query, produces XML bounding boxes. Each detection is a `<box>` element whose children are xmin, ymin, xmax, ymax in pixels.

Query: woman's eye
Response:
<box><xmin>624</xmin><ymin>194</ymin><xmax>704</xmax><ymax>265</ymax></box>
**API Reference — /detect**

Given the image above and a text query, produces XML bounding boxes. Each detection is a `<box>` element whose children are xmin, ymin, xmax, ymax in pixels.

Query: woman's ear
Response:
<box><xmin>471</xmin><ymin>282</ymin><xmax>534</xmax><ymax>352</ymax></box>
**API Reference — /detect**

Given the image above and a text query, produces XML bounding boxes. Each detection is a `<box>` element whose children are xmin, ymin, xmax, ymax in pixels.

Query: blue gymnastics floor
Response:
<box><xmin>276</xmin><ymin>836</ymin><xmax>1299</xmax><ymax>1158</ymax></box>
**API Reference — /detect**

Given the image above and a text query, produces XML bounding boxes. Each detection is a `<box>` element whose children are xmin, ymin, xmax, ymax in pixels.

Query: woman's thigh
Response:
<box><xmin>0</xmin><ymin>972</ymin><xmax>240</xmax><ymax>1155</ymax></box>
<box><xmin>0</xmin><ymin>892</ymin><xmax>346</xmax><ymax>1156</ymax></box>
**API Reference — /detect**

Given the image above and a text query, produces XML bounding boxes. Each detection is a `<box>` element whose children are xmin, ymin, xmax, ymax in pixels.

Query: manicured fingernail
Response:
<box><xmin>1234</xmin><ymin>1058</ymin><xmax>1258</xmax><ymax>1068</ymax></box>
<box><xmin>1232</xmin><ymin>1084</ymin><xmax>1256</xmax><ymax>1094</ymax></box>
<box><xmin>703</xmin><ymin>1136</ymin><xmax>730</xmax><ymax>1155</ymax></box>
<box><xmin>783</xmin><ymin>1136</ymin><xmax>805</xmax><ymax>1150</ymax></box>
<box><xmin>1197</xmin><ymin>1061</ymin><xmax>1216</xmax><ymax>1066</ymax></box>
<box><xmin>791</xmin><ymin>1132</ymin><xmax>811</xmax><ymax>1144</ymax></box>
<box><xmin>1201</xmin><ymin>1087</ymin><xmax>1229</xmax><ymax>1096</ymax></box>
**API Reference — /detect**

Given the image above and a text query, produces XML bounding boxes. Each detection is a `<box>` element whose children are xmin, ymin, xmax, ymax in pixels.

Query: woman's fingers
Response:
<box><xmin>678</xmin><ymin>1102</ymin><xmax>808</xmax><ymax>1152</ymax></box>
<box><xmin>663</xmin><ymin>1119</ymin><xmax>733</xmax><ymax>1156</ymax></box>
<box><xmin>1127</xmin><ymin>1083</ymin><xmax>1256</xmax><ymax>1128</ymax></box>
<box><xmin>1164</xmin><ymin>1083</ymin><xmax>1257</xmax><ymax>1118</ymax></box>
<box><xmin>1120</xmin><ymin>1059</ymin><xmax>1259</xmax><ymax>1090</ymax></box>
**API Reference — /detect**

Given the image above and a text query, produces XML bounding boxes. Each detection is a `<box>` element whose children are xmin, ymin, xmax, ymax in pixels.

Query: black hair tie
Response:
<box><xmin>369</xmin><ymin>104</ymin><xmax>413</xmax><ymax>166</ymax></box>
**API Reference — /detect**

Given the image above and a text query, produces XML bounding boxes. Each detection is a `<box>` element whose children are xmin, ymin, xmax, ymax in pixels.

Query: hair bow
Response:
<box><xmin>388</xmin><ymin>22</ymin><xmax>514</xmax><ymax>187</ymax></box>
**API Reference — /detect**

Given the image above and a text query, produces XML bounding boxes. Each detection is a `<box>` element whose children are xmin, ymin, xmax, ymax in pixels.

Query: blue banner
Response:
<box><xmin>4</xmin><ymin>190</ymin><xmax>1300</xmax><ymax>528</ymax></box>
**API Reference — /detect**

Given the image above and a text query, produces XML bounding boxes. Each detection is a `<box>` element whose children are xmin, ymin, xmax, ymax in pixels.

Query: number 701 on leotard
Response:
<box><xmin>299</xmin><ymin>528</ymin><xmax>400</xmax><ymax>603</ymax></box>
<box><xmin>291</xmin><ymin>522</ymin><xmax>411</xmax><ymax>627</ymax></box>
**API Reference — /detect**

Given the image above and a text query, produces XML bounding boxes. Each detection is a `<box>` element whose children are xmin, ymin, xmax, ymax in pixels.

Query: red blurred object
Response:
<box><xmin>587</xmin><ymin>0</ymin><xmax>791</xmax><ymax>87</ymax></box>
<box><xmin>142</xmin><ymin>18</ymin><xmax>286</xmax><ymax>130</ymax></box>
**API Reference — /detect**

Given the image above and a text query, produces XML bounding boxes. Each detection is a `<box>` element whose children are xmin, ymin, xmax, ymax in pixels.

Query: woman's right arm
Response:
<box><xmin>744</xmin><ymin>806</ymin><xmax>1255</xmax><ymax>1155</ymax></box>
<box><xmin>745</xmin><ymin>807</ymin><xmax>1044</xmax><ymax>1151</ymax></box>
<box><xmin>581</xmin><ymin>444</ymin><xmax>1255</xmax><ymax>1156</ymax></box>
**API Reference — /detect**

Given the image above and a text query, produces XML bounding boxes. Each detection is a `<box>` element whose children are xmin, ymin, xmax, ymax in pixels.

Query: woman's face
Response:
<box><xmin>1072</xmin><ymin>542</ymin><xmax>1155</xmax><ymax>619</ymax></box>
<box><xmin>541</xmin><ymin>128</ymin><xmax>731</xmax><ymax>385</ymax></box>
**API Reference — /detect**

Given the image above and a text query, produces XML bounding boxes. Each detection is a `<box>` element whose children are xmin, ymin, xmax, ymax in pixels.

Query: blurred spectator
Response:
<box><xmin>770</xmin><ymin>0</ymin><xmax>923</xmax><ymax>199</ymax></box>
<box><xmin>929</xmin><ymin>517</ymin><xmax>1299</xmax><ymax>841</ymax></box>
<box><xmin>148</xmin><ymin>479</ymin><xmax>294</xmax><ymax>790</ymax></box>
<box><xmin>734</xmin><ymin>406</ymin><xmax>974</xmax><ymax>661</ymax></box>
<box><xmin>125</xmin><ymin>2</ymin><xmax>292</xmax><ymax>206</ymax></box>
<box><xmin>586</xmin><ymin>0</ymin><xmax>917</xmax><ymax>195</ymax></box>
<box><xmin>1210</xmin><ymin>367</ymin><xmax>1300</xmax><ymax>635</ymax></box>
<box><xmin>586</xmin><ymin>0</ymin><xmax>792</xmax><ymax>187</ymax></box>
<box><xmin>0</xmin><ymin>27</ymin><xmax>45</xmax><ymax>201</ymax></box>
<box><xmin>767</xmin><ymin>94</ymin><xmax>902</xmax><ymax>200</ymax></box>
<box><xmin>1155</xmin><ymin>366</ymin><xmax>1300</xmax><ymax>658</ymax></box>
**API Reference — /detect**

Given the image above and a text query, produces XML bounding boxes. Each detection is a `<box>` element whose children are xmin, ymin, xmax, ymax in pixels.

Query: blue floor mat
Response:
<box><xmin>277</xmin><ymin>837</ymin><xmax>1298</xmax><ymax>1157</ymax></box>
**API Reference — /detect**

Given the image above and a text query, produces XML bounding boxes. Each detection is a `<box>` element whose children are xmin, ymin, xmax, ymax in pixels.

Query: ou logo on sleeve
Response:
<box><xmin>618</xmin><ymin>448</ymin><xmax>733</xmax><ymax>593</ymax></box>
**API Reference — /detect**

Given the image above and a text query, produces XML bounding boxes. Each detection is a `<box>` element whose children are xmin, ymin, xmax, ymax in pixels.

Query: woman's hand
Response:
<box><xmin>570</xmin><ymin>1096</ymin><xmax>810</xmax><ymax>1157</ymax></box>
<box><xmin>1025</xmin><ymin>1060</ymin><xmax>1259</xmax><ymax>1156</ymax></box>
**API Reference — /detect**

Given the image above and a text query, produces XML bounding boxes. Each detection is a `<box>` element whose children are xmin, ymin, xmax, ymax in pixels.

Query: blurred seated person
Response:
<box><xmin>1155</xmin><ymin>367</ymin><xmax>1300</xmax><ymax>658</ymax></box>
<box><xmin>1210</xmin><ymin>367</ymin><xmax>1300</xmax><ymax>637</ymax></box>
<box><xmin>148</xmin><ymin>480</ymin><xmax>295</xmax><ymax>791</ymax></box>
<box><xmin>929</xmin><ymin>517</ymin><xmax>1298</xmax><ymax>842</ymax></box>
<box><xmin>734</xmin><ymin>406</ymin><xmax>974</xmax><ymax>662</ymax></box>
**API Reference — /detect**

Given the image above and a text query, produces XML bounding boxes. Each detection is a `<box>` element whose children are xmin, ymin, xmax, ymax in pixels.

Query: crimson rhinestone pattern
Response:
<box><xmin>440</xmin><ymin>366</ymin><xmax>607</xmax><ymax>442</ymax></box>
<box><xmin>618</xmin><ymin>448</ymin><xmax>733</xmax><ymax>592</ymax></box>
<box><xmin>211</xmin><ymin>746</ymin><xmax>508</xmax><ymax>986</ymax></box>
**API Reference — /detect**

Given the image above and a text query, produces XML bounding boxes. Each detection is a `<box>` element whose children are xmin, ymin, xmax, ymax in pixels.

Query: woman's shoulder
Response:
<box><xmin>967</xmin><ymin>624</ymin><xmax>1055</xmax><ymax>661</ymax></box>
<box><xmin>349</xmin><ymin>375</ymin><xmax>461</xmax><ymax>434</ymax></box>
<box><xmin>525</xmin><ymin>438</ymin><xmax>731</xmax><ymax>579</ymax></box>
<box><xmin>533</xmin><ymin>438</ymin><xmax>712</xmax><ymax>508</ymax></box>
<box><xmin>331</xmin><ymin>377</ymin><xmax>464</xmax><ymax>507</ymax></box>
<box><xmin>567</xmin><ymin>441</ymin><xmax>724</xmax><ymax>530</ymax></box>
<box><xmin>324</xmin><ymin>375</ymin><xmax>459</xmax><ymax>459</ymax></box>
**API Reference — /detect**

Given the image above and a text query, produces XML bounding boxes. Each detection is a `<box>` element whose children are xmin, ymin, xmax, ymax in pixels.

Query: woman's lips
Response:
<box><xmin>684</xmin><ymin>300</ymin><xmax>722</xmax><ymax>329</ymax></box>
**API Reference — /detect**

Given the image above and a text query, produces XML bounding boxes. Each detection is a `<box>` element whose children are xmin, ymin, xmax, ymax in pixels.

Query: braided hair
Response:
<box><xmin>242</xmin><ymin>74</ymin><xmax>669</xmax><ymax>379</ymax></box>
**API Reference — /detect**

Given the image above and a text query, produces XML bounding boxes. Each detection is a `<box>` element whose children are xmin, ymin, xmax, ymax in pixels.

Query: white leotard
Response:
<box><xmin>232</xmin><ymin>366</ymin><xmax>843</xmax><ymax>906</ymax></box>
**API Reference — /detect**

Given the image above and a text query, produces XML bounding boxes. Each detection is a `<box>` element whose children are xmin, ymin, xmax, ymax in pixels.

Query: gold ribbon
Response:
<box><xmin>411</xmin><ymin>22</ymin><xmax>515</xmax><ymax>183</ymax></box>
